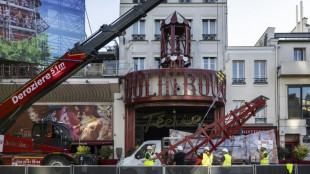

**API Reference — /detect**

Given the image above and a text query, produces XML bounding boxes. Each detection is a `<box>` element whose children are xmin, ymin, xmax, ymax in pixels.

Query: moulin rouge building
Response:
<box><xmin>119</xmin><ymin>0</ymin><xmax>228</xmax><ymax>152</ymax></box>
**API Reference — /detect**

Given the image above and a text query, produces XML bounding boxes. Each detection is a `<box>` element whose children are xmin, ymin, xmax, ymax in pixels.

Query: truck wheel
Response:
<box><xmin>45</xmin><ymin>156</ymin><xmax>70</xmax><ymax>166</ymax></box>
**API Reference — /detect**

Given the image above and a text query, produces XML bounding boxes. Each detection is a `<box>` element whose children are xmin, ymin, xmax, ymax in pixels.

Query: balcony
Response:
<box><xmin>232</xmin><ymin>78</ymin><xmax>246</xmax><ymax>85</ymax></box>
<box><xmin>254</xmin><ymin>78</ymin><xmax>268</xmax><ymax>84</ymax></box>
<box><xmin>133</xmin><ymin>0</ymin><xmax>145</xmax><ymax>3</ymax></box>
<box><xmin>279</xmin><ymin>60</ymin><xmax>310</xmax><ymax>76</ymax></box>
<box><xmin>202</xmin><ymin>34</ymin><xmax>216</xmax><ymax>41</ymax></box>
<box><xmin>154</xmin><ymin>34</ymin><xmax>161</xmax><ymax>41</ymax></box>
<box><xmin>179</xmin><ymin>0</ymin><xmax>192</xmax><ymax>3</ymax></box>
<box><xmin>132</xmin><ymin>34</ymin><xmax>146</xmax><ymax>41</ymax></box>
<box><xmin>203</xmin><ymin>0</ymin><xmax>216</xmax><ymax>3</ymax></box>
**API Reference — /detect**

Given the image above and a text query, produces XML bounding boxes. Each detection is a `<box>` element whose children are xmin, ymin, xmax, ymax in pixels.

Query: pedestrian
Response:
<box><xmin>144</xmin><ymin>145</ymin><xmax>156</xmax><ymax>166</ymax></box>
<box><xmin>220</xmin><ymin>148</ymin><xmax>231</xmax><ymax>166</ymax></box>
<box><xmin>173</xmin><ymin>146</ymin><xmax>185</xmax><ymax>165</ymax></box>
<box><xmin>260</xmin><ymin>144</ymin><xmax>269</xmax><ymax>165</ymax></box>
<box><xmin>195</xmin><ymin>146</ymin><xmax>213</xmax><ymax>166</ymax></box>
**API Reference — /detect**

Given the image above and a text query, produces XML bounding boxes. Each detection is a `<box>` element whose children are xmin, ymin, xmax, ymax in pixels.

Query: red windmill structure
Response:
<box><xmin>160</xmin><ymin>11</ymin><xmax>191</xmax><ymax>68</ymax></box>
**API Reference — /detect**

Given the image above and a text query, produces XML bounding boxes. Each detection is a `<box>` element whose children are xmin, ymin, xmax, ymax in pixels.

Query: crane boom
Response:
<box><xmin>0</xmin><ymin>0</ymin><xmax>164</xmax><ymax>133</ymax></box>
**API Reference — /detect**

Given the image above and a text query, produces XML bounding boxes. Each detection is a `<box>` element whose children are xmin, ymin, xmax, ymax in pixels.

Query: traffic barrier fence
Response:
<box><xmin>0</xmin><ymin>164</ymin><xmax>307</xmax><ymax>174</ymax></box>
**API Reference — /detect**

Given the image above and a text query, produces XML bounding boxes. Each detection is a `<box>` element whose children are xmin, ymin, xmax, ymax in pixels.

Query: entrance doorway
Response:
<box><xmin>285</xmin><ymin>134</ymin><xmax>299</xmax><ymax>162</ymax></box>
<box><xmin>135</xmin><ymin>106</ymin><xmax>214</xmax><ymax>145</ymax></box>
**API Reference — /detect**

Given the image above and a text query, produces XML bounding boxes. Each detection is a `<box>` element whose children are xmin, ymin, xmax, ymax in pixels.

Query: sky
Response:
<box><xmin>85</xmin><ymin>0</ymin><xmax>310</xmax><ymax>46</ymax></box>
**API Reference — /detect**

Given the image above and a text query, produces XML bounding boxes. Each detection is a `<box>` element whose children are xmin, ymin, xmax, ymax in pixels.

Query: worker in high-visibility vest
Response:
<box><xmin>260</xmin><ymin>144</ymin><xmax>269</xmax><ymax>165</ymax></box>
<box><xmin>144</xmin><ymin>146</ymin><xmax>156</xmax><ymax>166</ymax></box>
<box><xmin>195</xmin><ymin>146</ymin><xmax>213</xmax><ymax>166</ymax></box>
<box><xmin>202</xmin><ymin>147</ymin><xmax>213</xmax><ymax>166</ymax></box>
<box><xmin>220</xmin><ymin>148</ymin><xmax>231</xmax><ymax>166</ymax></box>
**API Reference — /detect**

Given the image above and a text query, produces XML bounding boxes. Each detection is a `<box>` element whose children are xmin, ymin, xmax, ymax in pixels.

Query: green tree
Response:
<box><xmin>294</xmin><ymin>145</ymin><xmax>310</xmax><ymax>161</ymax></box>
<box><xmin>0</xmin><ymin>33</ymin><xmax>51</xmax><ymax>64</ymax></box>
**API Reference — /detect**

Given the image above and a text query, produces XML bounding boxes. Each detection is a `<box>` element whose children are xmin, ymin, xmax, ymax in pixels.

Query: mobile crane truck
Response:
<box><xmin>0</xmin><ymin>0</ymin><xmax>165</xmax><ymax>165</ymax></box>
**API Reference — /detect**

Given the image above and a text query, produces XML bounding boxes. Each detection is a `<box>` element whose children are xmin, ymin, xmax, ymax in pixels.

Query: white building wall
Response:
<box><xmin>225</xmin><ymin>47</ymin><xmax>277</xmax><ymax>125</ymax></box>
<box><xmin>113</xmin><ymin>93</ymin><xmax>126</xmax><ymax>158</ymax></box>
<box><xmin>119</xmin><ymin>0</ymin><xmax>227</xmax><ymax>73</ymax></box>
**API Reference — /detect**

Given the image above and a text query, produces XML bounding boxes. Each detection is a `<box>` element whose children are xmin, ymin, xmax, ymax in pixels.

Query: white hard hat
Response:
<box><xmin>222</xmin><ymin>148</ymin><xmax>228</xmax><ymax>153</ymax></box>
<box><xmin>204</xmin><ymin>147</ymin><xmax>210</xmax><ymax>151</ymax></box>
<box><xmin>177</xmin><ymin>146</ymin><xmax>183</xmax><ymax>151</ymax></box>
<box><xmin>261</xmin><ymin>144</ymin><xmax>267</xmax><ymax>149</ymax></box>
<box><xmin>147</xmin><ymin>146</ymin><xmax>152</xmax><ymax>150</ymax></box>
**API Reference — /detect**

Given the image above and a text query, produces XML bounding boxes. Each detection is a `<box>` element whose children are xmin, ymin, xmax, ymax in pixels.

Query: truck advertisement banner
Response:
<box><xmin>6</xmin><ymin>104</ymin><xmax>112</xmax><ymax>142</ymax></box>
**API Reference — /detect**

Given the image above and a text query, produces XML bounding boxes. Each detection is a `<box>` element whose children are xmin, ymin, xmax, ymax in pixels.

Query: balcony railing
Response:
<box><xmin>133</xmin><ymin>0</ymin><xmax>145</xmax><ymax>3</ymax></box>
<box><xmin>203</xmin><ymin>0</ymin><xmax>216</xmax><ymax>3</ymax></box>
<box><xmin>132</xmin><ymin>34</ymin><xmax>146</xmax><ymax>41</ymax></box>
<box><xmin>202</xmin><ymin>34</ymin><xmax>216</xmax><ymax>40</ymax></box>
<box><xmin>179</xmin><ymin>0</ymin><xmax>192</xmax><ymax>3</ymax></box>
<box><xmin>154</xmin><ymin>34</ymin><xmax>161</xmax><ymax>41</ymax></box>
<box><xmin>254</xmin><ymin>78</ymin><xmax>268</xmax><ymax>84</ymax></box>
<box><xmin>255</xmin><ymin>118</ymin><xmax>267</xmax><ymax>124</ymax></box>
<box><xmin>232</xmin><ymin>78</ymin><xmax>246</xmax><ymax>84</ymax></box>
<box><xmin>73</xmin><ymin>62</ymin><xmax>128</xmax><ymax>77</ymax></box>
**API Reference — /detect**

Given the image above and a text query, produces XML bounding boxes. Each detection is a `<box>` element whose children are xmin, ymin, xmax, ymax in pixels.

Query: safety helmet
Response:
<box><xmin>222</xmin><ymin>148</ymin><xmax>228</xmax><ymax>153</ymax></box>
<box><xmin>147</xmin><ymin>146</ymin><xmax>152</xmax><ymax>150</ymax></box>
<box><xmin>204</xmin><ymin>147</ymin><xmax>210</xmax><ymax>151</ymax></box>
<box><xmin>261</xmin><ymin>144</ymin><xmax>267</xmax><ymax>149</ymax></box>
<box><xmin>177</xmin><ymin>146</ymin><xmax>183</xmax><ymax>151</ymax></box>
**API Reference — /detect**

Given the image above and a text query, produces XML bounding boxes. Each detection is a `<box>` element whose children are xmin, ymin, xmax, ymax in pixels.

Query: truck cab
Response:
<box><xmin>119</xmin><ymin>140</ymin><xmax>163</xmax><ymax>166</ymax></box>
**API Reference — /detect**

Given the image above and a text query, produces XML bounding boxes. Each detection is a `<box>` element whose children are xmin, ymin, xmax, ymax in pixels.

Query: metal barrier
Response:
<box><xmin>74</xmin><ymin>165</ymin><xmax>117</xmax><ymax>174</ymax></box>
<box><xmin>296</xmin><ymin>165</ymin><xmax>310</xmax><ymax>174</ymax></box>
<box><xmin>27</xmin><ymin>166</ymin><xmax>71</xmax><ymax>174</ymax></box>
<box><xmin>166</xmin><ymin>165</ymin><xmax>208</xmax><ymax>174</ymax></box>
<box><xmin>0</xmin><ymin>164</ymin><xmax>309</xmax><ymax>174</ymax></box>
<box><xmin>256</xmin><ymin>164</ymin><xmax>291</xmax><ymax>174</ymax></box>
<box><xmin>211</xmin><ymin>165</ymin><xmax>253</xmax><ymax>174</ymax></box>
<box><xmin>119</xmin><ymin>166</ymin><xmax>163</xmax><ymax>174</ymax></box>
<box><xmin>0</xmin><ymin>165</ymin><xmax>25</xmax><ymax>174</ymax></box>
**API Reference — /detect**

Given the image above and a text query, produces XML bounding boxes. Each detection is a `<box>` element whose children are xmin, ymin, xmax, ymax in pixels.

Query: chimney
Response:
<box><xmin>300</xmin><ymin>1</ymin><xmax>303</xmax><ymax>20</ymax></box>
<box><xmin>296</xmin><ymin>5</ymin><xmax>299</xmax><ymax>32</ymax></box>
<box><xmin>300</xmin><ymin>1</ymin><xmax>304</xmax><ymax>32</ymax></box>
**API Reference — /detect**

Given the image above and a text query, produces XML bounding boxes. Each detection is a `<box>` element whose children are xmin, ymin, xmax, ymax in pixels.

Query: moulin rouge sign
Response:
<box><xmin>125</xmin><ymin>69</ymin><xmax>226</xmax><ymax>104</ymax></box>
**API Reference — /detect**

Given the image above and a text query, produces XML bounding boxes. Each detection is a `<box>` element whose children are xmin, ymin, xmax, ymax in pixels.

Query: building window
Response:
<box><xmin>254</xmin><ymin>60</ymin><xmax>267</xmax><ymax>84</ymax></box>
<box><xmin>133</xmin><ymin>57</ymin><xmax>145</xmax><ymax>71</ymax></box>
<box><xmin>132</xmin><ymin>20</ymin><xmax>145</xmax><ymax>40</ymax></box>
<box><xmin>179</xmin><ymin>0</ymin><xmax>192</xmax><ymax>3</ymax></box>
<box><xmin>232</xmin><ymin>61</ymin><xmax>245</xmax><ymax>84</ymax></box>
<box><xmin>294</xmin><ymin>48</ymin><xmax>305</xmax><ymax>61</ymax></box>
<box><xmin>233</xmin><ymin>100</ymin><xmax>245</xmax><ymax>110</ymax></box>
<box><xmin>288</xmin><ymin>86</ymin><xmax>310</xmax><ymax>119</ymax></box>
<box><xmin>203</xmin><ymin>57</ymin><xmax>216</xmax><ymax>70</ymax></box>
<box><xmin>155</xmin><ymin>57</ymin><xmax>161</xmax><ymax>69</ymax></box>
<box><xmin>202</xmin><ymin>19</ymin><xmax>216</xmax><ymax>40</ymax></box>
<box><xmin>154</xmin><ymin>20</ymin><xmax>162</xmax><ymax>40</ymax></box>
<box><xmin>255</xmin><ymin>108</ymin><xmax>266</xmax><ymax>124</ymax></box>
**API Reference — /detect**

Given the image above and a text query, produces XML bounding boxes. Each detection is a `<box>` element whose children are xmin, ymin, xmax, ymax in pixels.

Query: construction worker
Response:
<box><xmin>144</xmin><ymin>146</ymin><xmax>156</xmax><ymax>166</ymax></box>
<box><xmin>173</xmin><ymin>146</ymin><xmax>185</xmax><ymax>165</ymax></box>
<box><xmin>195</xmin><ymin>146</ymin><xmax>213</xmax><ymax>166</ymax></box>
<box><xmin>220</xmin><ymin>148</ymin><xmax>231</xmax><ymax>166</ymax></box>
<box><xmin>260</xmin><ymin>144</ymin><xmax>269</xmax><ymax>165</ymax></box>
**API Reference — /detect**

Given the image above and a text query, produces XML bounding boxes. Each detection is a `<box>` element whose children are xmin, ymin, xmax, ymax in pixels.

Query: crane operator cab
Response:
<box><xmin>31</xmin><ymin>120</ymin><xmax>73</xmax><ymax>150</ymax></box>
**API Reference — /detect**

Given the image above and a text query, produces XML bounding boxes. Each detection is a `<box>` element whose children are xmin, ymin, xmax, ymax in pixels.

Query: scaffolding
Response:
<box><xmin>40</xmin><ymin>0</ymin><xmax>85</xmax><ymax>57</ymax></box>
<box><xmin>0</xmin><ymin>0</ymin><xmax>49</xmax><ymax>41</ymax></box>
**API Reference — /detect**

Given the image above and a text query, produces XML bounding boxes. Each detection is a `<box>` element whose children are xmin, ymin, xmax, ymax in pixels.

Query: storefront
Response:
<box><xmin>124</xmin><ymin>69</ymin><xmax>226</xmax><ymax>151</ymax></box>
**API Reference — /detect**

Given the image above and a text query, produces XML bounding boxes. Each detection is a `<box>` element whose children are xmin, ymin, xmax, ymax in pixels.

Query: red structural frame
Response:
<box><xmin>154</xmin><ymin>96</ymin><xmax>268</xmax><ymax>165</ymax></box>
